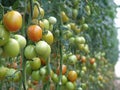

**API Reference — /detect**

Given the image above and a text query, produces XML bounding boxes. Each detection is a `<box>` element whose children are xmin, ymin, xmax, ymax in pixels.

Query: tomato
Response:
<box><xmin>61</xmin><ymin>75</ymin><xmax>68</xmax><ymax>85</ymax></box>
<box><xmin>0</xmin><ymin>66</ymin><xmax>8</xmax><ymax>80</ymax></box>
<box><xmin>78</xmin><ymin>87</ymin><xmax>83</xmax><ymax>90</ymax></box>
<box><xmin>39</xmin><ymin>7</ymin><xmax>45</xmax><ymax>18</ymax></box>
<box><xmin>81</xmin><ymin>56</ymin><xmax>86</xmax><ymax>63</ymax></box>
<box><xmin>31</xmin><ymin>70</ymin><xmax>40</xmax><ymax>81</ymax></box>
<box><xmin>0</xmin><ymin>25</ymin><xmax>10</xmax><ymax>46</ymax></box>
<box><xmin>42</xmin><ymin>19</ymin><xmax>49</xmax><ymax>30</ymax></box>
<box><xmin>39</xmin><ymin>66</ymin><xmax>47</xmax><ymax>76</ymax></box>
<box><xmin>10</xmin><ymin>62</ymin><xmax>18</xmax><ymax>69</ymax></box>
<box><xmin>91</xmin><ymin>62</ymin><xmax>97</xmax><ymax>69</ymax></box>
<box><xmin>70</xmin><ymin>23</ymin><xmax>76</xmax><ymax>31</ymax></box>
<box><xmin>40</xmin><ymin>57</ymin><xmax>46</xmax><ymax>65</ymax></box>
<box><xmin>24</xmin><ymin>45</ymin><xmax>37</xmax><ymax>59</ymax></box>
<box><xmin>89</xmin><ymin>75</ymin><xmax>95</xmax><ymax>82</ymax></box>
<box><xmin>75</xmin><ymin>36</ymin><xmax>85</xmax><ymax>44</ymax></box>
<box><xmin>6</xmin><ymin>68</ymin><xmax>16</xmax><ymax>81</ymax></box>
<box><xmin>76</xmin><ymin>54</ymin><xmax>81</xmax><ymax>61</ymax></box>
<box><xmin>13</xmin><ymin>71</ymin><xmax>21</xmax><ymax>82</ymax></box>
<box><xmin>51</xmin><ymin>73</ymin><xmax>59</xmax><ymax>83</ymax></box>
<box><xmin>32</xmin><ymin>6</ymin><xmax>45</xmax><ymax>19</ymax></box>
<box><xmin>48</xmin><ymin>16</ymin><xmax>57</xmax><ymax>24</ymax></box>
<box><xmin>61</xmin><ymin>11</ymin><xmax>69</xmax><ymax>23</ymax></box>
<box><xmin>66</xmin><ymin>81</ymin><xmax>75</xmax><ymax>90</ymax></box>
<box><xmin>68</xmin><ymin>55</ymin><xmax>77</xmax><ymax>65</ymax></box>
<box><xmin>42</xmin><ymin>31</ymin><xmax>54</xmax><ymax>45</ymax></box>
<box><xmin>72</xmin><ymin>9</ymin><xmax>78</xmax><ymax>19</ymax></box>
<box><xmin>39</xmin><ymin>20</ymin><xmax>45</xmax><ymax>29</ymax></box>
<box><xmin>27</xmin><ymin>25</ymin><xmax>42</xmax><ymax>42</ymax></box>
<box><xmin>3</xmin><ymin>10</ymin><xmax>22</xmax><ymax>32</ymax></box>
<box><xmin>33</xmin><ymin>5</ymin><xmax>39</xmax><ymax>19</ymax></box>
<box><xmin>56</xmin><ymin>64</ymin><xmax>67</xmax><ymax>75</ymax></box>
<box><xmin>80</xmin><ymin>70</ymin><xmax>85</xmax><ymax>76</ymax></box>
<box><xmin>35</xmin><ymin>41</ymin><xmax>51</xmax><ymax>59</ymax></box>
<box><xmin>82</xmin><ymin>66</ymin><xmax>87</xmax><ymax>72</ymax></box>
<box><xmin>3</xmin><ymin>38</ymin><xmax>20</xmax><ymax>57</ymax></box>
<box><xmin>83</xmin><ymin>44</ymin><xmax>90</xmax><ymax>53</ymax></box>
<box><xmin>26</xmin><ymin>62</ymin><xmax>32</xmax><ymax>75</ymax></box>
<box><xmin>67</xmin><ymin>70</ymin><xmax>77</xmax><ymax>82</ymax></box>
<box><xmin>81</xmin><ymin>83</ymin><xmax>87</xmax><ymax>90</ymax></box>
<box><xmin>69</xmin><ymin>37</ymin><xmax>75</xmax><ymax>46</ymax></box>
<box><xmin>30</xmin><ymin>58</ymin><xmax>41</xmax><ymax>70</ymax></box>
<box><xmin>85</xmin><ymin>5</ymin><xmax>91</xmax><ymax>15</ymax></box>
<box><xmin>81</xmin><ymin>23</ymin><xmax>88</xmax><ymax>30</ymax></box>
<box><xmin>89</xmin><ymin>58</ymin><xmax>95</xmax><ymax>64</ymax></box>
<box><xmin>14</xmin><ymin>34</ymin><xmax>26</xmax><ymax>49</ymax></box>
<box><xmin>98</xmin><ymin>75</ymin><xmax>103</xmax><ymax>81</ymax></box>
<box><xmin>79</xmin><ymin>16</ymin><xmax>85</xmax><ymax>24</ymax></box>
<box><xmin>78</xmin><ymin>44</ymin><xmax>85</xmax><ymax>50</ymax></box>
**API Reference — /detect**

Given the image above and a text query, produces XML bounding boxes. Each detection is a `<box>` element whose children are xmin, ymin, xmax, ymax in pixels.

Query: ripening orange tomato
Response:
<box><xmin>68</xmin><ymin>70</ymin><xmax>77</xmax><ymax>82</ymax></box>
<box><xmin>56</xmin><ymin>64</ymin><xmax>67</xmax><ymax>75</ymax></box>
<box><xmin>27</xmin><ymin>25</ymin><xmax>42</xmax><ymax>42</ymax></box>
<box><xmin>3</xmin><ymin>10</ymin><xmax>22</xmax><ymax>32</ymax></box>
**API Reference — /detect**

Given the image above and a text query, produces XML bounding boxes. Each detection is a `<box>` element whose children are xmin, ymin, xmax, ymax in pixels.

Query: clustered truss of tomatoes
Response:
<box><xmin>0</xmin><ymin>0</ymin><xmax>114</xmax><ymax>90</ymax></box>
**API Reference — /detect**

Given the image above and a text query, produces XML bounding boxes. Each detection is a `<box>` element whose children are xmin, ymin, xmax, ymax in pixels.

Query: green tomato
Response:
<box><xmin>13</xmin><ymin>71</ymin><xmax>21</xmax><ymax>82</ymax></box>
<box><xmin>0</xmin><ymin>25</ymin><xmax>10</xmax><ymax>46</ymax></box>
<box><xmin>62</xmin><ymin>75</ymin><xmax>68</xmax><ymax>85</ymax></box>
<box><xmin>3</xmin><ymin>38</ymin><xmax>20</xmax><ymax>57</ymax></box>
<box><xmin>81</xmin><ymin>23</ymin><xmax>88</xmax><ymax>30</ymax></box>
<box><xmin>35</xmin><ymin>41</ymin><xmax>51</xmax><ymax>59</ymax></box>
<box><xmin>43</xmin><ymin>19</ymin><xmax>49</xmax><ymax>30</ymax></box>
<box><xmin>68</xmin><ymin>55</ymin><xmax>77</xmax><ymax>65</ymax></box>
<box><xmin>26</xmin><ymin>62</ymin><xmax>32</xmax><ymax>75</ymax></box>
<box><xmin>52</xmin><ymin>73</ymin><xmax>59</xmax><ymax>83</ymax></box>
<box><xmin>75</xmin><ymin>36</ymin><xmax>85</xmax><ymax>44</ymax></box>
<box><xmin>30</xmin><ymin>58</ymin><xmax>41</xmax><ymax>70</ymax></box>
<box><xmin>69</xmin><ymin>37</ymin><xmax>75</xmax><ymax>46</ymax></box>
<box><xmin>31</xmin><ymin>70</ymin><xmax>40</xmax><ymax>81</ymax></box>
<box><xmin>6</xmin><ymin>68</ymin><xmax>16</xmax><ymax>81</ymax></box>
<box><xmin>66</xmin><ymin>82</ymin><xmax>75</xmax><ymax>90</ymax></box>
<box><xmin>24</xmin><ymin>45</ymin><xmax>37</xmax><ymax>59</ymax></box>
<box><xmin>14</xmin><ymin>34</ymin><xmax>26</xmax><ymax>49</ymax></box>
<box><xmin>72</xmin><ymin>9</ymin><xmax>78</xmax><ymax>19</ymax></box>
<box><xmin>48</xmin><ymin>16</ymin><xmax>57</xmax><ymax>24</ymax></box>
<box><xmin>39</xmin><ymin>67</ymin><xmax>47</xmax><ymax>76</ymax></box>
<box><xmin>0</xmin><ymin>66</ymin><xmax>8</xmax><ymax>80</ymax></box>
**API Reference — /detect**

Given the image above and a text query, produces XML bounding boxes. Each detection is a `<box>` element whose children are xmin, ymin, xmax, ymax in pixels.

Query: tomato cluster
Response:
<box><xmin>0</xmin><ymin>0</ymin><xmax>114</xmax><ymax>90</ymax></box>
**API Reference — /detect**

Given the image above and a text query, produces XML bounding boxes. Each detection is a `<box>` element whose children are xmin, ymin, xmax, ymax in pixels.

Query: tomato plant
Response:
<box><xmin>0</xmin><ymin>0</ymin><xmax>117</xmax><ymax>90</ymax></box>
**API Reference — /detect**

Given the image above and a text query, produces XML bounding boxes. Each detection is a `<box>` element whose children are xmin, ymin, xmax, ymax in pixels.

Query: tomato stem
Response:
<box><xmin>30</xmin><ymin>0</ymin><xmax>33</xmax><ymax>19</ymax></box>
<box><xmin>56</xmin><ymin>0</ymin><xmax>63</xmax><ymax>90</ymax></box>
<box><xmin>46</xmin><ymin>57</ymin><xmax>51</xmax><ymax>90</ymax></box>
